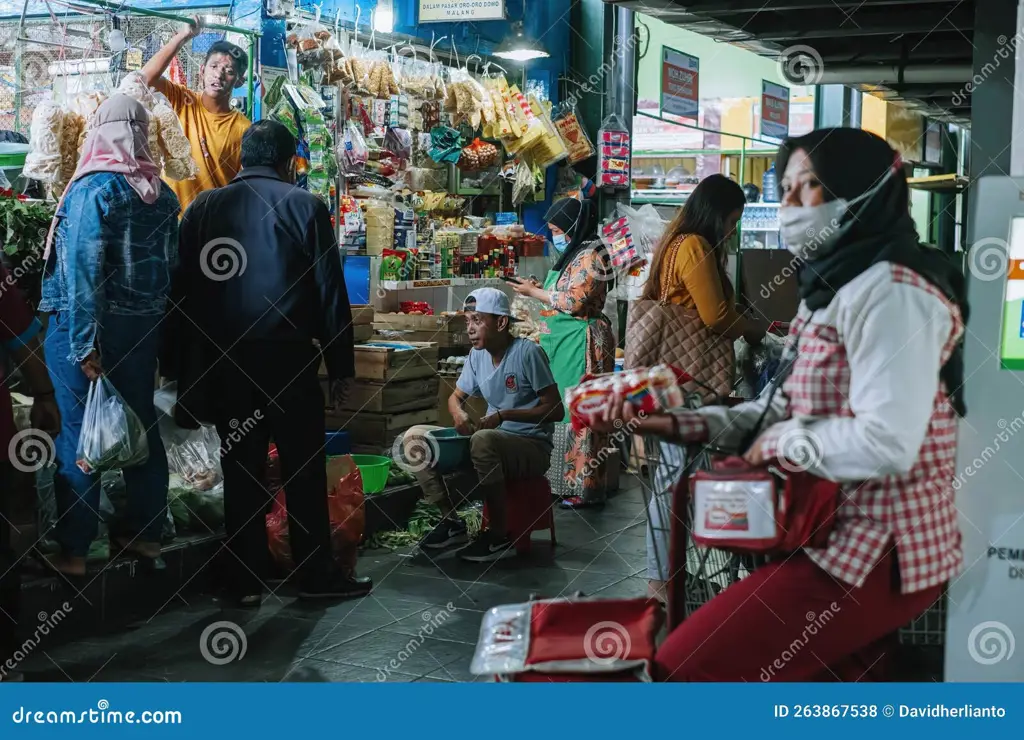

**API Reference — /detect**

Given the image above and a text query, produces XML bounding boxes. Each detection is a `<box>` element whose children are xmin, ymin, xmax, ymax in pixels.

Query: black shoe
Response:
<box><xmin>457</xmin><ymin>531</ymin><xmax>516</xmax><ymax>563</ymax></box>
<box><xmin>298</xmin><ymin>574</ymin><xmax>373</xmax><ymax>601</ymax></box>
<box><xmin>421</xmin><ymin>517</ymin><xmax>469</xmax><ymax>550</ymax></box>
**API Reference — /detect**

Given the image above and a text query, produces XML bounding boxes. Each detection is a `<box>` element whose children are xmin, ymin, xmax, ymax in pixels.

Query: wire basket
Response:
<box><xmin>545</xmin><ymin>421</ymin><xmax>575</xmax><ymax>500</ymax></box>
<box><xmin>1</xmin><ymin>7</ymin><xmax>248</xmax><ymax>134</ymax></box>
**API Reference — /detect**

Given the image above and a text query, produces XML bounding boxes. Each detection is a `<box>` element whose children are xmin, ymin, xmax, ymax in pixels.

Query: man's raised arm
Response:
<box><xmin>141</xmin><ymin>17</ymin><xmax>201</xmax><ymax>87</ymax></box>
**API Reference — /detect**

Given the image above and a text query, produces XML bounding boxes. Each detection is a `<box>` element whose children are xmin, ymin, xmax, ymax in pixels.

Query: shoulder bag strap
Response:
<box><xmin>658</xmin><ymin>235</ymin><xmax>688</xmax><ymax>303</ymax></box>
<box><xmin>738</xmin><ymin>328</ymin><xmax>802</xmax><ymax>454</ymax></box>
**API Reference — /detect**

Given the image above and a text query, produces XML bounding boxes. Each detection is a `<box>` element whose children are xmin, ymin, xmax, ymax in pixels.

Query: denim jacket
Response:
<box><xmin>40</xmin><ymin>172</ymin><xmax>180</xmax><ymax>363</ymax></box>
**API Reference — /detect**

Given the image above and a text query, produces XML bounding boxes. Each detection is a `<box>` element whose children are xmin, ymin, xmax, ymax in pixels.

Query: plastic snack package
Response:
<box><xmin>566</xmin><ymin>365</ymin><xmax>688</xmax><ymax>431</ymax></box>
<box><xmin>75</xmin><ymin>377</ymin><xmax>150</xmax><ymax>474</ymax></box>
<box><xmin>597</xmin><ymin>112</ymin><xmax>631</xmax><ymax>190</ymax></box>
<box><xmin>553</xmin><ymin>99</ymin><xmax>595</xmax><ymax>165</ymax></box>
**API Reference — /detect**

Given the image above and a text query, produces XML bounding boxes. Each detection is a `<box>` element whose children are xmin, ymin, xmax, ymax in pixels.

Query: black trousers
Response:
<box><xmin>210</xmin><ymin>342</ymin><xmax>333</xmax><ymax>596</ymax></box>
<box><xmin>0</xmin><ymin>462</ymin><xmax>19</xmax><ymax>665</ymax></box>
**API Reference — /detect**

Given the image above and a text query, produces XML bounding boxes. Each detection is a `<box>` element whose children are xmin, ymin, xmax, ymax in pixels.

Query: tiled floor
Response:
<box><xmin>19</xmin><ymin>479</ymin><xmax>651</xmax><ymax>682</ymax></box>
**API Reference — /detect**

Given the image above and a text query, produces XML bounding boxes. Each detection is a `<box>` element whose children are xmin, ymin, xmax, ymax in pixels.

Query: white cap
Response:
<box><xmin>463</xmin><ymin>287</ymin><xmax>515</xmax><ymax>319</ymax></box>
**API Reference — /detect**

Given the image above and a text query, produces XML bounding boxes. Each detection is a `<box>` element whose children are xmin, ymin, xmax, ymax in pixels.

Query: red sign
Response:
<box><xmin>661</xmin><ymin>47</ymin><xmax>699</xmax><ymax>119</ymax></box>
<box><xmin>761</xmin><ymin>81</ymin><xmax>790</xmax><ymax>139</ymax></box>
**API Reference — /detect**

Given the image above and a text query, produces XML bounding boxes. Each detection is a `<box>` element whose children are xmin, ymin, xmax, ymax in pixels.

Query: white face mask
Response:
<box><xmin>780</xmin><ymin>200</ymin><xmax>846</xmax><ymax>262</ymax></box>
<box><xmin>780</xmin><ymin>164</ymin><xmax>899</xmax><ymax>261</ymax></box>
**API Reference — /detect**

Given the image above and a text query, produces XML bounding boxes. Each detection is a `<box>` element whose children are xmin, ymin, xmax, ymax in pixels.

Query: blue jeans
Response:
<box><xmin>44</xmin><ymin>312</ymin><xmax>168</xmax><ymax>557</ymax></box>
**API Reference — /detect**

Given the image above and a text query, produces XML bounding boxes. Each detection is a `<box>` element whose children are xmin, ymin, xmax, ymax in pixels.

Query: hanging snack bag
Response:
<box><xmin>597</xmin><ymin>113</ymin><xmax>631</xmax><ymax>190</ymax></box>
<box><xmin>553</xmin><ymin>100</ymin><xmax>595</xmax><ymax>165</ymax></box>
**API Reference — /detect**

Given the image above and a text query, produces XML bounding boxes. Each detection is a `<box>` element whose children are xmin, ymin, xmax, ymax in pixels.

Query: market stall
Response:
<box><xmin>272</xmin><ymin>14</ymin><xmax>604</xmax><ymax>462</ymax></box>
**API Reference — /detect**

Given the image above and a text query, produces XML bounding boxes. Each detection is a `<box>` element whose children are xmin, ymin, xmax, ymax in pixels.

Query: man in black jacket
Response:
<box><xmin>165</xmin><ymin>120</ymin><xmax>371</xmax><ymax>605</ymax></box>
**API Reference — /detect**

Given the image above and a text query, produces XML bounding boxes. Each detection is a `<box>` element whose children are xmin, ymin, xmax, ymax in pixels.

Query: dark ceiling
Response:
<box><xmin>604</xmin><ymin>0</ymin><xmax>976</xmax><ymax>124</ymax></box>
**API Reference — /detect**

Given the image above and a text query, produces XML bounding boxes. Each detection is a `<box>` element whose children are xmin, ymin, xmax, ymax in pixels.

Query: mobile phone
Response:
<box><xmin>500</xmin><ymin>275</ymin><xmax>522</xmax><ymax>283</ymax></box>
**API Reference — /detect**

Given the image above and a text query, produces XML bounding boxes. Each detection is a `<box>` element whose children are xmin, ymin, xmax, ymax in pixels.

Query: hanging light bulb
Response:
<box><xmin>373</xmin><ymin>0</ymin><xmax>394</xmax><ymax>34</ymax></box>
<box><xmin>107</xmin><ymin>29</ymin><xmax>127</xmax><ymax>52</ymax></box>
<box><xmin>494</xmin><ymin>21</ymin><xmax>549</xmax><ymax>62</ymax></box>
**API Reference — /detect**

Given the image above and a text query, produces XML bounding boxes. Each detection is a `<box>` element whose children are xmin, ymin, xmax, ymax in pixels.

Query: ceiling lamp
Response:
<box><xmin>373</xmin><ymin>0</ymin><xmax>394</xmax><ymax>34</ymax></box>
<box><xmin>494</xmin><ymin>21</ymin><xmax>549</xmax><ymax>62</ymax></box>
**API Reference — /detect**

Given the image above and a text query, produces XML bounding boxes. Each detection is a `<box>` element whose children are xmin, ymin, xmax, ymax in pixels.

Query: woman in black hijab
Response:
<box><xmin>589</xmin><ymin>128</ymin><xmax>968</xmax><ymax>681</ymax></box>
<box><xmin>511</xmin><ymin>193</ymin><xmax>615</xmax><ymax>508</ymax></box>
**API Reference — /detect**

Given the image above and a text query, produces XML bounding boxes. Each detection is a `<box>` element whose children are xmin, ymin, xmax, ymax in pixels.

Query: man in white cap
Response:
<box><xmin>403</xmin><ymin>288</ymin><xmax>563</xmax><ymax>562</ymax></box>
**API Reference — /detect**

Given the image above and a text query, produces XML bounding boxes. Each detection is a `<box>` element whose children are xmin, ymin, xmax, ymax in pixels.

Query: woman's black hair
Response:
<box><xmin>644</xmin><ymin>174</ymin><xmax>745</xmax><ymax>300</ymax></box>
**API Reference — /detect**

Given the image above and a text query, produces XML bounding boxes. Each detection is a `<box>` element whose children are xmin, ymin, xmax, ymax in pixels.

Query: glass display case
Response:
<box><xmin>740</xmin><ymin>203</ymin><xmax>783</xmax><ymax>250</ymax></box>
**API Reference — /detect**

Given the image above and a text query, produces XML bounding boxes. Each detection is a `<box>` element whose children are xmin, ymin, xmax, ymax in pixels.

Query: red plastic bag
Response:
<box><xmin>266</xmin><ymin>449</ymin><xmax>365</xmax><ymax>577</ymax></box>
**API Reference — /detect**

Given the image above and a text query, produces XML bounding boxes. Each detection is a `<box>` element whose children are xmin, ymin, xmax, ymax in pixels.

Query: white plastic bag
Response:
<box><xmin>75</xmin><ymin>377</ymin><xmax>150</xmax><ymax>474</ymax></box>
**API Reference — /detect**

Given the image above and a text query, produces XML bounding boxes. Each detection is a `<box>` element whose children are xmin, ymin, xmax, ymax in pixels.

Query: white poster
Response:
<box><xmin>419</xmin><ymin>0</ymin><xmax>505</xmax><ymax>22</ymax></box>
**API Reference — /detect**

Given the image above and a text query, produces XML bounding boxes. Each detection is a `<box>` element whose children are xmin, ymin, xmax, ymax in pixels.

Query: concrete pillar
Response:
<box><xmin>944</xmin><ymin>0</ymin><xmax>1024</xmax><ymax>683</ymax></box>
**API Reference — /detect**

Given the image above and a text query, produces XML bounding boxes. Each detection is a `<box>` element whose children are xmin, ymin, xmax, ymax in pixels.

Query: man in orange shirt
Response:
<box><xmin>141</xmin><ymin>19</ymin><xmax>251</xmax><ymax>212</ymax></box>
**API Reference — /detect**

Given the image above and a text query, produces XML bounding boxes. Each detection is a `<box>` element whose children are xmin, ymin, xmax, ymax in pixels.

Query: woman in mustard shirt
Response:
<box><xmin>643</xmin><ymin>174</ymin><xmax>765</xmax><ymax>599</ymax></box>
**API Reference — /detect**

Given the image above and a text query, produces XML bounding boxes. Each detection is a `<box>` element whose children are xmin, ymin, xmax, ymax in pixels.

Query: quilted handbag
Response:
<box><xmin>625</xmin><ymin>235</ymin><xmax>735</xmax><ymax>403</ymax></box>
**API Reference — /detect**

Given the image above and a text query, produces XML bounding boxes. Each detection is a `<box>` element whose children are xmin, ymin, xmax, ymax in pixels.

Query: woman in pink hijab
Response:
<box><xmin>39</xmin><ymin>94</ymin><xmax>181</xmax><ymax>577</ymax></box>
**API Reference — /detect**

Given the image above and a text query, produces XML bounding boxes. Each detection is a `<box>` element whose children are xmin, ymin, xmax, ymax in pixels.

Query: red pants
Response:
<box><xmin>656</xmin><ymin>551</ymin><xmax>941</xmax><ymax>682</ymax></box>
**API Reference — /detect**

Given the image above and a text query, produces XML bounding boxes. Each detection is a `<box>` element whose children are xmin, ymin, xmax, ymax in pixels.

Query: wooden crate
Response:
<box><xmin>373</xmin><ymin>313</ymin><xmax>469</xmax><ymax>348</ymax></box>
<box><xmin>351</xmin><ymin>304</ymin><xmax>374</xmax><ymax>326</ymax></box>
<box><xmin>354</xmin><ymin>341</ymin><xmax>438</xmax><ymax>382</ymax></box>
<box><xmin>436</xmin><ymin>375</ymin><xmax>488</xmax><ymax>428</ymax></box>
<box><xmin>339</xmin><ymin>377</ymin><xmax>439</xmax><ymax>413</ymax></box>
<box><xmin>326</xmin><ymin>407</ymin><xmax>439</xmax><ymax>448</ymax></box>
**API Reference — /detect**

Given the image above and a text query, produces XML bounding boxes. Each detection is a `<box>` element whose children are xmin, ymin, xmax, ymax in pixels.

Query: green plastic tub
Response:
<box><xmin>426</xmin><ymin>428</ymin><xmax>472</xmax><ymax>473</ymax></box>
<box><xmin>350</xmin><ymin>454</ymin><xmax>392</xmax><ymax>494</ymax></box>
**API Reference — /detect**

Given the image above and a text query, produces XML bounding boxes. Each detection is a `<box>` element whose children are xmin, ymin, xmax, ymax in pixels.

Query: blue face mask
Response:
<box><xmin>552</xmin><ymin>233</ymin><xmax>569</xmax><ymax>253</ymax></box>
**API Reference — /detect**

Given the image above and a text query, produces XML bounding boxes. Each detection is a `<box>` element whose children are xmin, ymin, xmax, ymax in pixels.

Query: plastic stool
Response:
<box><xmin>483</xmin><ymin>477</ymin><xmax>557</xmax><ymax>554</ymax></box>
